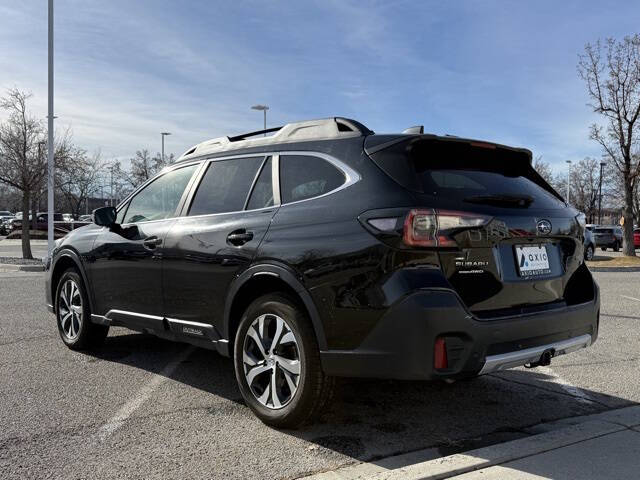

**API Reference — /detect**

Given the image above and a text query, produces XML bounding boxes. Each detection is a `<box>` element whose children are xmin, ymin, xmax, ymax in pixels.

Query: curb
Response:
<box><xmin>302</xmin><ymin>406</ymin><xmax>640</xmax><ymax>480</ymax></box>
<box><xmin>0</xmin><ymin>263</ymin><xmax>45</xmax><ymax>272</ymax></box>
<box><xmin>588</xmin><ymin>266</ymin><xmax>640</xmax><ymax>272</ymax></box>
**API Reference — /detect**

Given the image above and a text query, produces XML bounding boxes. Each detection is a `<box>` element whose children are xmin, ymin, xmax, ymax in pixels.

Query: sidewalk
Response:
<box><xmin>303</xmin><ymin>406</ymin><xmax>640</xmax><ymax>480</ymax></box>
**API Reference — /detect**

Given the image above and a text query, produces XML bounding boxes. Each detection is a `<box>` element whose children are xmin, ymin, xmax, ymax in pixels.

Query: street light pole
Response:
<box><xmin>47</xmin><ymin>0</ymin><xmax>55</xmax><ymax>256</ymax></box>
<box><xmin>565</xmin><ymin>160</ymin><xmax>572</xmax><ymax>205</ymax></box>
<box><xmin>251</xmin><ymin>105</ymin><xmax>269</xmax><ymax>136</ymax></box>
<box><xmin>161</xmin><ymin>132</ymin><xmax>171</xmax><ymax>164</ymax></box>
<box><xmin>598</xmin><ymin>162</ymin><xmax>606</xmax><ymax>224</ymax></box>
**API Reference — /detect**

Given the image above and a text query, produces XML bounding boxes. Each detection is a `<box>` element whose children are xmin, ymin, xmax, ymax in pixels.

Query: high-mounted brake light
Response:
<box><xmin>403</xmin><ymin>209</ymin><xmax>491</xmax><ymax>248</ymax></box>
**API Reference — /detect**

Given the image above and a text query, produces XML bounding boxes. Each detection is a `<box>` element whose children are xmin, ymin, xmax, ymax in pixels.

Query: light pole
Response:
<box><xmin>251</xmin><ymin>104</ymin><xmax>269</xmax><ymax>136</ymax></box>
<box><xmin>161</xmin><ymin>132</ymin><xmax>171</xmax><ymax>164</ymax></box>
<box><xmin>565</xmin><ymin>160</ymin><xmax>572</xmax><ymax>205</ymax></box>
<box><xmin>47</xmin><ymin>0</ymin><xmax>55</xmax><ymax>256</ymax></box>
<box><xmin>598</xmin><ymin>161</ymin><xmax>606</xmax><ymax>224</ymax></box>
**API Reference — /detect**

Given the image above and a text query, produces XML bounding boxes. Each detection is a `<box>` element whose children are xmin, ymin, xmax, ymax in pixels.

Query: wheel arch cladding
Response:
<box><xmin>224</xmin><ymin>266</ymin><xmax>328</xmax><ymax>355</ymax></box>
<box><xmin>51</xmin><ymin>252</ymin><xmax>92</xmax><ymax>311</ymax></box>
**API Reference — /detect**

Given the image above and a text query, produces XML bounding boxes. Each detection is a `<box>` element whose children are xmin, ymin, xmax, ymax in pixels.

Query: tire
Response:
<box><xmin>233</xmin><ymin>294</ymin><xmax>334</xmax><ymax>428</ymax></box>
<box><xmin>55</xmin><ymin>268</ymin><xmax>109</xmax><ymax>350</ymax></box>
<box><xmin>613</xmin><ymin>241</ymin><xmax>620</xmax><ymax>252</ymax></box>
<box><xmin>585</xmin><ymin>245</ymin><xmax>594</xmax><ymax>261</ymax></box>
<box><xmin>601</xmin><ymin>247</ymin><xmax>607</xmax><ymax>251</ymax></box>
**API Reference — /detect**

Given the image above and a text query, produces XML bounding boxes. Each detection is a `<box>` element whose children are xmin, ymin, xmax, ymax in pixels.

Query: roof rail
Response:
<box><xmin>179</xmin><ymin>117</ymin><xmax>372</xmax><ymax>160</ymax></box>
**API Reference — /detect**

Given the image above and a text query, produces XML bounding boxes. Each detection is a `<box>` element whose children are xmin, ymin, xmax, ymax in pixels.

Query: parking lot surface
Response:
<box><xmin>0</xmin><ymin>270</ymin><xmax>638</xmax><ymax>479</ymax></box>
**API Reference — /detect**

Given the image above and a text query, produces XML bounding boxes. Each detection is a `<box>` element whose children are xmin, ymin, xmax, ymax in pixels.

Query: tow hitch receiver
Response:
<box><xmin>525</xmin><ymin>348</ymin><xmax>555</xmax><ymax>368</ymax></box>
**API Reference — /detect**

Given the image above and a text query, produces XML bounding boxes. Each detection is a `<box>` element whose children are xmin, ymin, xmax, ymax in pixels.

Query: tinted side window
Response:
<box><xmin>247</xmin><ymin>157</ymin><xmax>274</xmax><ymax>210</ymax></box>
<box><xmin>189</xmin><ymin>157</ymin><xmax>263</xmax><ymax>216</ymax></box>
<box><xmin>123</xmin><ymin>164</ymin><xmax>197</xmax><ymax>224</ymax></box>
<box><xmin>280</xmin><ymin>155</ymin><xmax>345</xmax><ymax>204</ymax></box>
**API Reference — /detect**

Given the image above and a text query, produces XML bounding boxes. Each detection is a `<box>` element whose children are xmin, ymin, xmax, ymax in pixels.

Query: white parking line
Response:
<box><xmin>620</xmin><ymin>295</ymin><xmax>640</xmax><ymax>303</ymax></box>
<box><xmin>95</xmin><ymin>346</ymin><xmax>194</xmax><ymax>442</ymax></box>
<box><xmin>537</xmin><ymin>366</ymin><xmax>595</xmax><ymax>404</ymax></box>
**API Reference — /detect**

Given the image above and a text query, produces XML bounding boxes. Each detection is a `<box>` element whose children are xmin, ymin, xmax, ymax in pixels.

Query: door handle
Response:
<box><xmin>143</xmin><ymin>236</ymin><xmax>162</xmax><ymax>249</ymax></box>
<box><xmin>227</xmin><ymin>229</ymin><xmax>254</xmax><ymax>246</ymax></box>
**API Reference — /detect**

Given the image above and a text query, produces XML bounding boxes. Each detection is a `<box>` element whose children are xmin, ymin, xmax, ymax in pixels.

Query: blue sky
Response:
<box><xmin>1</xmin><ymin>0</ymin><xmax>639</xmax><ymax>172</ymax></box>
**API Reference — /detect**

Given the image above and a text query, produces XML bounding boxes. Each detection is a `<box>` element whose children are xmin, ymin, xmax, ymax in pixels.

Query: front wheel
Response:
<box><xmin>233</xmin><ymin>294</ymin><xmax>334</xmax><ymax>428</ymax></box>
<box><xmin>55</xmin><ymin>269</ymin><xmax>109</xmax><ymax>350</ymax></box>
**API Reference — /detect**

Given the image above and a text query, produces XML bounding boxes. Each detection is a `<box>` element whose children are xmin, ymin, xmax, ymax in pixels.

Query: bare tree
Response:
<box><xmin>0</xmin><ymin>89</ymin><xmax>46</xmax><ymax>258</ymax></box>
<box><xmin>56</xmin><ymin>148</ymin><xmax>104</xmax><ymax>218</ymax></box>
<box><xmin>571</xmin><ymin>158</ymin><xmax>613</xmax><ymax>222</ymax></box>
<box><xmin>533</xmin><ymin>156</ymin><xmax>555</xmax><ymax>186</ymax></box>
<box><xmin>578</xmin><ymin>35</ymin><xmax>640</xmax><ymax>255</ymax></box>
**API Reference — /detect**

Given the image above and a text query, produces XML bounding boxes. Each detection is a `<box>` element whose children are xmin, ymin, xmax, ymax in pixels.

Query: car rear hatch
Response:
<box><xmin>593</xmin><ymin>228</ymin><xmax>613</xmax><ymax>244</ymax></box>
<box><xmin>364</xmin><ymin>135</ymin><xmax>590</xmax><ymax>318</ymax></box>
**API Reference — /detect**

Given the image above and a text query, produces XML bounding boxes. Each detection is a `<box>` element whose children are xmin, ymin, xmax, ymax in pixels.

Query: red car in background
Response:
<box><xmin>634</xmin><ymin>228</ymin><xmax>640</xmax><ymax>248</ymax></box>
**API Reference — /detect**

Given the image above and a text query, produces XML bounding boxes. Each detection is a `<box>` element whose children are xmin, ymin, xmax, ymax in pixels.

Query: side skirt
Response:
<box><xmin>90</xmin><ymin>312</ymin><xmax>229</xmax><ymax>355</ymax></box>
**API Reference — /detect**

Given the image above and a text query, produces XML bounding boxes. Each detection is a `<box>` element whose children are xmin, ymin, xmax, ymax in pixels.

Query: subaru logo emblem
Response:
<box><xmin>537</xmin><ymin>219</ymin><xmax>552</xmax><ymax>235</ymax></box>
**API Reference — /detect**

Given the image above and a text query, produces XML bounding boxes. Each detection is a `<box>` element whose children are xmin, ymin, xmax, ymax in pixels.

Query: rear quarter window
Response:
<box><xmin>280</xmin><ymin>155</ymin><xmax>345</xmax><ymax>204</ymax></box>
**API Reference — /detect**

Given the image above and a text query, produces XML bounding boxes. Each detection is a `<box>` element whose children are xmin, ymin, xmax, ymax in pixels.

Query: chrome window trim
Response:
<box><xmin>114</xmin><ymin>150</ymin><xmax>360</xmax><ymax>225</ymax></box>
<box><xmin>276</xmin><ymin>150</ymin><xmax>361</xmax><ymax>207</ymax></box>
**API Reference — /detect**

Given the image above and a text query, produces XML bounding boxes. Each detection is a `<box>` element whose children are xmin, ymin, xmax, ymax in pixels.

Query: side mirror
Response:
<box><xmin>93</xmin><ymin>206</ymin><xmax>117</xmax><ymax>227</ymax></box>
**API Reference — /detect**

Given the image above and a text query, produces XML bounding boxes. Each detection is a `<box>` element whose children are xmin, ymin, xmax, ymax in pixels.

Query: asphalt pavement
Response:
<box><xmin>0</xmin><ymin>270</ymin><xmax>638</xmax><ymax>479</ymax></box>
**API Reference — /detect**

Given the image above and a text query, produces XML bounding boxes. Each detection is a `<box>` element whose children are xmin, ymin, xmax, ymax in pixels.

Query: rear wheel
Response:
<box><xmin>585</xmin><ymin>245</ymin><xmax>594</xmax><ymax>261</ymax></box>
<box><xmin>601</xmin><ymin>247</ymin><xmax>607</xmax><ymax>251</ymax></box>
<box><xmin>233</xmin><ymin>294</ymin><xmax>334</xmax><ymax>428</ymax></box>
<box><xmin>55</xmin><ymin>269</ymin><xmax>108</xmax><ymax>350</ymax></box>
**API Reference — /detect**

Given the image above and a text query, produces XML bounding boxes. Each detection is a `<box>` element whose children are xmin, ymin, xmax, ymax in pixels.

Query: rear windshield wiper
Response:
<box><xmin>463</xmin><ymin>194</ymin><xmax>534</xmax><ymax>208</ymax></box>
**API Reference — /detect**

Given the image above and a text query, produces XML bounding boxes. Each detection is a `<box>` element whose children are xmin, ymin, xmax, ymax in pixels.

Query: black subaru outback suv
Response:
<box><xmin>45</xmin><ymin>118</ymin><xmax>599</xmax><ymax>427</ymax></box>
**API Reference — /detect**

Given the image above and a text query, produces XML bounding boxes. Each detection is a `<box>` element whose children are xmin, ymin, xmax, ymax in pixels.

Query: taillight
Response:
<box><xmin>403</xmin><ymin>209</ymin><xmax>490</xmax><ymax>248</ymax></box>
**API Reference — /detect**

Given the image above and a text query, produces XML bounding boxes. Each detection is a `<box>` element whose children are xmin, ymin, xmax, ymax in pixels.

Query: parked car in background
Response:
<box><xmin>593</xmin><ymin>226</ymin><xmax>623</xmax><ymax>251</ymax></box>
<box><xmin>634</xmin><ymin>228</ymin><xmax>640</xmax><ymax>248</ymax></box>
<box><xmin>0</xmin><ymin>210</ymin><xmax>13</xmax><ymax>217</ymax></box>
<box><xmin>63</xmin><ymin>214</ymin><xmax>74</xmax><ymax>222</ymax></box>
<box><xmin>0</xmin><ymin>214</ymin><xmax>15</xmax><ymax>235</ymax></box>
<box><xmin>45</xmin><ymin>117</ymin><xmax>599</xmax><ymax>428</ymax></box>
<box><xmin>78</xmin><ymin>214</ymin><xmax>93</xmax><ymax>222</ymax></box>
<box><xmin>584</xmin><ymin>228</ymin><xmax>595</xmax><ymax>261</ymax></box>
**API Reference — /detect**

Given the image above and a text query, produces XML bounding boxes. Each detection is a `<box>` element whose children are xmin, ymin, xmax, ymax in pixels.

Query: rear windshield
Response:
<box><xmin>595</xmin><ymin>228</ymin><xmax>613</xmax><ymax>233</ymax></box>
<box><xmin>369</xmin><ymin>138</ymin><xmax>565</xmax><ymax>209</ymax></box>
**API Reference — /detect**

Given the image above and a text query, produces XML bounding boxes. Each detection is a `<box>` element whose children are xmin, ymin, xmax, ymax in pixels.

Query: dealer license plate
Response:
<box><xmin>515</xmin><ymin>245</ymin><xmax>551</xmax><ymax>277</ymax></box>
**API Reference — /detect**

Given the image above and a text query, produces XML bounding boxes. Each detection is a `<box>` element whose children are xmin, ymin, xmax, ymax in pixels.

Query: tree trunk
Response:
<box><xmin>622</xmin><ymin>179</ymin><xmax>636</xmax><ymax>257</ymax></box>
<box><xmin>31</xmin><ymin>194</ymin><xmax>38</xmax><ymax>231</ymax></box>
<box><xmin>21</xmin><ymin>190</ymin><xmax>33</xmax><ymax>259</ymax></box>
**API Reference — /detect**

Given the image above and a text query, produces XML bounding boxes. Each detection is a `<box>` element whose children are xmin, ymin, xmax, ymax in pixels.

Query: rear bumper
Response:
<box><xmin>320</xmin><ymin>284</ymin><xmax>599</xmax><ymax>380</ymax></box>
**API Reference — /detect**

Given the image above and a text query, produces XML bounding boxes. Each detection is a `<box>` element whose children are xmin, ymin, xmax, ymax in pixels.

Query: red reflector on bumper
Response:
<box><xmin>434</xmin><ymin>337</ymin><xmax>448</xmax><ymax>370</ymax></box>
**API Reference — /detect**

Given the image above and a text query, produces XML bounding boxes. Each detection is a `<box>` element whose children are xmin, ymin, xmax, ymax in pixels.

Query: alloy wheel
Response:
<box><xmin>242</xmin><ymin>313</ymin><xmax>301</xmax><ymax>409</ymax></box>
<box><xmin>58</xmin><ymin>279</ymin><xmax>83</xmax><ymax>340</ymax></box>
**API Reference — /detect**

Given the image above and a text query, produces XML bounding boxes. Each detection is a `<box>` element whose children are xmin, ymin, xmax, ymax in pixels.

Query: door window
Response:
<box><xmin>122</xmin><ymin>164</ymin><xmax>198</xmax><ymax>224</ymax></box>
<box><xmin>188</xmin><ymin>157</ymin><xmax>264</xmax><ymax>216</ymax></box>
<box><xmin>246</xmin><ymin>157</ymin><xmax>274</xmax><ymax>210</ymax></box>
<box><xmin>279</xmin><ymin>155</ymin><xmax>345</xmax><ymax>204</ymax></box>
